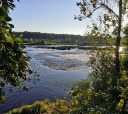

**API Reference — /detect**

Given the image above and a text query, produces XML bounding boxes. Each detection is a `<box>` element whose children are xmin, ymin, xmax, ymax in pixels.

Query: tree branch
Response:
<box><xmin>101</xmin><ymin>3</ymin><xmax>118</xmax><ymax>18</ymax></box>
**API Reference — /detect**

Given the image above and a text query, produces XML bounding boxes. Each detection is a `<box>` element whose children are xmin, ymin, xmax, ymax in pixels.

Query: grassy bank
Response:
<box><xmin>7</xmin><ymin>97</ymin><xmax>82</xmax><ymax>114</ymax></box>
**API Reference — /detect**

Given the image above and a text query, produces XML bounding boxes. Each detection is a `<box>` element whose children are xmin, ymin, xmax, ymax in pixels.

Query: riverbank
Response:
<box><xmin>1</xmin><ymin>88</ymin><xmax>71</xmax><ymax>114</ymax></box>
<box><xmin>35</xmin><ymin>45</ymin><xmax>111</xmax><ymax>50</ymax></box>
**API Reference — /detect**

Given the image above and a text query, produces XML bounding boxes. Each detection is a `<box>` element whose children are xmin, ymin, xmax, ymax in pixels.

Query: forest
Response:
<box><xmin>14</xmin><ymin>31</ymin><xmax>106</xmax><ymax>45</ymax></box>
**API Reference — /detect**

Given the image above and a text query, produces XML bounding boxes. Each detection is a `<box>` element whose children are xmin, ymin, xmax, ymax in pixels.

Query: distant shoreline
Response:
<box><xmin>24</xmin><ymin>44</ymin><xmax>113</xmax><ymax>50</ymax></box>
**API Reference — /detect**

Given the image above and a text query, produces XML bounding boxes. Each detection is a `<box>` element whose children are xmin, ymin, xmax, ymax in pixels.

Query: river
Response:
<box><xmin>0</xmin><ymin>45</ymin><xmax>91</xmax><ymax>114</ymax></box>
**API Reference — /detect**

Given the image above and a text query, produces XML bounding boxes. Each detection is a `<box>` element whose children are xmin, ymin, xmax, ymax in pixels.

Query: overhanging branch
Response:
<box><xmin>101</xmin><ymin>3</ymin><xmax>119</xmax><ymax>18</ymax></box>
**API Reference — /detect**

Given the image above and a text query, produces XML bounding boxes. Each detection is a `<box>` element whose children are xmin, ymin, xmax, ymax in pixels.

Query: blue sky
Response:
<box><xmin>9</xmin><ymin>0</ymin><xmax>91</xmax><ymax>35</ymax></box>
<box><xmin>10</xmin><ymin>0</ymin><xmax>122</xmax><ymax>35</ymax></box>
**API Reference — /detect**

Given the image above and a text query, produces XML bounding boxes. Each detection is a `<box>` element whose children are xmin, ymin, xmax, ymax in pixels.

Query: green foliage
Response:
<box><xmin>14</xmin><ymin>31</ymin><xmax>111</xmax><ymax>45</ymax></box>
<box><xmin>121</xmin><ymin>25</ymin><xmax>128</xmax><ymax>71</ymax></box>
<box><xmin>69</xmin><ymin>1</ymin><xmax>128</xmax><ymax>113</ymax></box>
<box><xmin>70</xmin><ymin>1</ymin><xmax>128</xmax><ymax>113</ymax></box>
<box><xmin>70</xmin><ymin>79</ymin><xmax>91</xmax><ymax>97</ymax></box>
<box><xmin>69</xmin><ymin>71</ymin><xmax>128</xmax><ymax>113</ymax></box>
<box><xmin>0</xmin><ymin>0</ymin><xmax>32</xmax><ymax>103</ymax></box>
<box><xmin>7</xmin><ymin>99</ymin><xmax>65</xmax><ymax>114</ymax></box>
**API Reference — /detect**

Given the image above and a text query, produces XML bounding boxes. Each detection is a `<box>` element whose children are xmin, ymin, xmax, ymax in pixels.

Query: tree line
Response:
<box><xmin>14</xmin><ymin>31</ymin><xmax>88</xmax><ymax>45</ymax></box>
<box><xmin>14</xmin><ymin>31</ymin><xmax>86</xmax><ymax>40</ymax></box>
<box><xmin>14</xmin><ymin>31</ymin><xmax>107</xmax><ymax>45</ymax></box>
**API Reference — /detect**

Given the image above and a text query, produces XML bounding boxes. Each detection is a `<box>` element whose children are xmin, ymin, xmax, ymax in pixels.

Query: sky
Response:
<box><xmin>9</xmin><ymin>0</ymin><xmax>125</xmax><ymax>36</ymax></box>
<box><xmin>9</xmin><ymin>0</ymin><xmax>91</xmax><ymax>35</ymax></box>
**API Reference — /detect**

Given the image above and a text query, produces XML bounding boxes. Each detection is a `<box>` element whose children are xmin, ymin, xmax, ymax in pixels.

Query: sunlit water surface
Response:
<box><xmin>0</xmin><ymin>46</ymin><xmax>90</xmax><ymax>114</ymax></box>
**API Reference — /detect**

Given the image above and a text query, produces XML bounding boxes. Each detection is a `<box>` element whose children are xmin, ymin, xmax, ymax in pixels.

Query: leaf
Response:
<box><xmin>23</xmin><ymin>86</ymin><xmax>30</xmax><ymax>91</ymax></box>
<box><xmin>0</xmin><ymin>3</ymin><xmax>2</xmax><ymax>8</ymax></box>
<box><xmin>5</xmin><ymin>16</ymin><xmax>12</xmax><ymax>21</ymax></box>
<box><xmin>18</xmin><ymin>82</ymin><xmax>23</xmax><ymax>85</ymax></box>
<box><xmin>36</xmin><ymin>74</ymin><xmax>40</xmax><ymax>77</ymax></box>
<box><xmin>22</xmin><ymin>86</ymin><xmax>26</xmax><ymax>91</ymax></box>
<box><xmin>20</xmin><ymin>34</ymin><xmax>23</xmax><ymax>38</ymax></box>
<box><xmin>15</xmin><ymin>38</ymin><xmax>22</xmax><ymax>43</ymax></box>
<box><xmin>29</xmin><ymin>70</ymin><xmax>33</xmax><ymax>74</ymax></box>
<box><xmin>1</xmin><ymin>100</ymin><xmax>5</xmax><ymax>104</ymax></box>
<box><xmin>0</xmin><ymin>16</ymin><xmax>4</xmax><ymax>21</ymax></box>
<box><xmin>0</xmin><ymin>82</ymin><xmax>5</xmax><ymax>87</ymax></box>
<box><xmin>37</xmin><ymin>79</ymin><xmax>40</xmax><ymax>81</ymax></box>
<box><xmin>8</xmin><ymin>24</ymin><xmax>14</xmax><ymax>28</ymax></box>
<box><xmin>3</xmin><ymin>96</ymin><xmax>8</xmax><ymax>100</ymax></box>
<box><xmin>0</xmin><ymin>7</ymin><xmax>7</xmax><ymax>16</ymax></box>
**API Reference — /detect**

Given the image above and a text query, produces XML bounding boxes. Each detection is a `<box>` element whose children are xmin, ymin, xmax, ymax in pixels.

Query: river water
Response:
<box><xmin>0</xmin><ymin>45</ymin><xmax>90</xmax><ymax>114</ymax></box>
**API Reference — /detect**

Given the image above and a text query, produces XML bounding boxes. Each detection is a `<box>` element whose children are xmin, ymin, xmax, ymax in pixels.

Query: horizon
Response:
<box><xmin>9</xmin><ymin>1</ymin><xmax>126</xmax><ymax>36</ymax></box>
<box><xmin>13</xmin><ymin>31</ymin><xmax>85</xmax><ymax>36</ymax></box>
<box><xmin>10</xmin><ymin>0</ymin><xmax>91</xmax><ymax>36</ymax></box>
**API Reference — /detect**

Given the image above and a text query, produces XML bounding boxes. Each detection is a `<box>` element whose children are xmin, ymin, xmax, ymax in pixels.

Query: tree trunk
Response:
<box><xmin>116</xmin><ymin>0</ymin><xmax>122</xmax><ymax>74</ymax></box>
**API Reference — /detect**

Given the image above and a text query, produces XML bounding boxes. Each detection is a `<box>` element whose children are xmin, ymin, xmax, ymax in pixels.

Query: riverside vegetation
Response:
<box><xmin>14</xmin><ymin>31</ymin><xmax>107</xmax><ymax>46</ymax></box>
<box><xmin>0</xmin><ymin>0</ymin><xmax>33</xmax><ymax>104</ymax></box>
<box><xmin>1</xmin><ymin>0</ymin><xmax>128</xmax><ymax>114</ymax></box>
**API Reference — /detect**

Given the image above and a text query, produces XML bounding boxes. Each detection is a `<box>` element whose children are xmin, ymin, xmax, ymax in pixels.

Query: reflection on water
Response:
<box><xmin>0</xmin><ymin>46</ymin><xmax>90</xmax><ymax>114</ymax></box>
